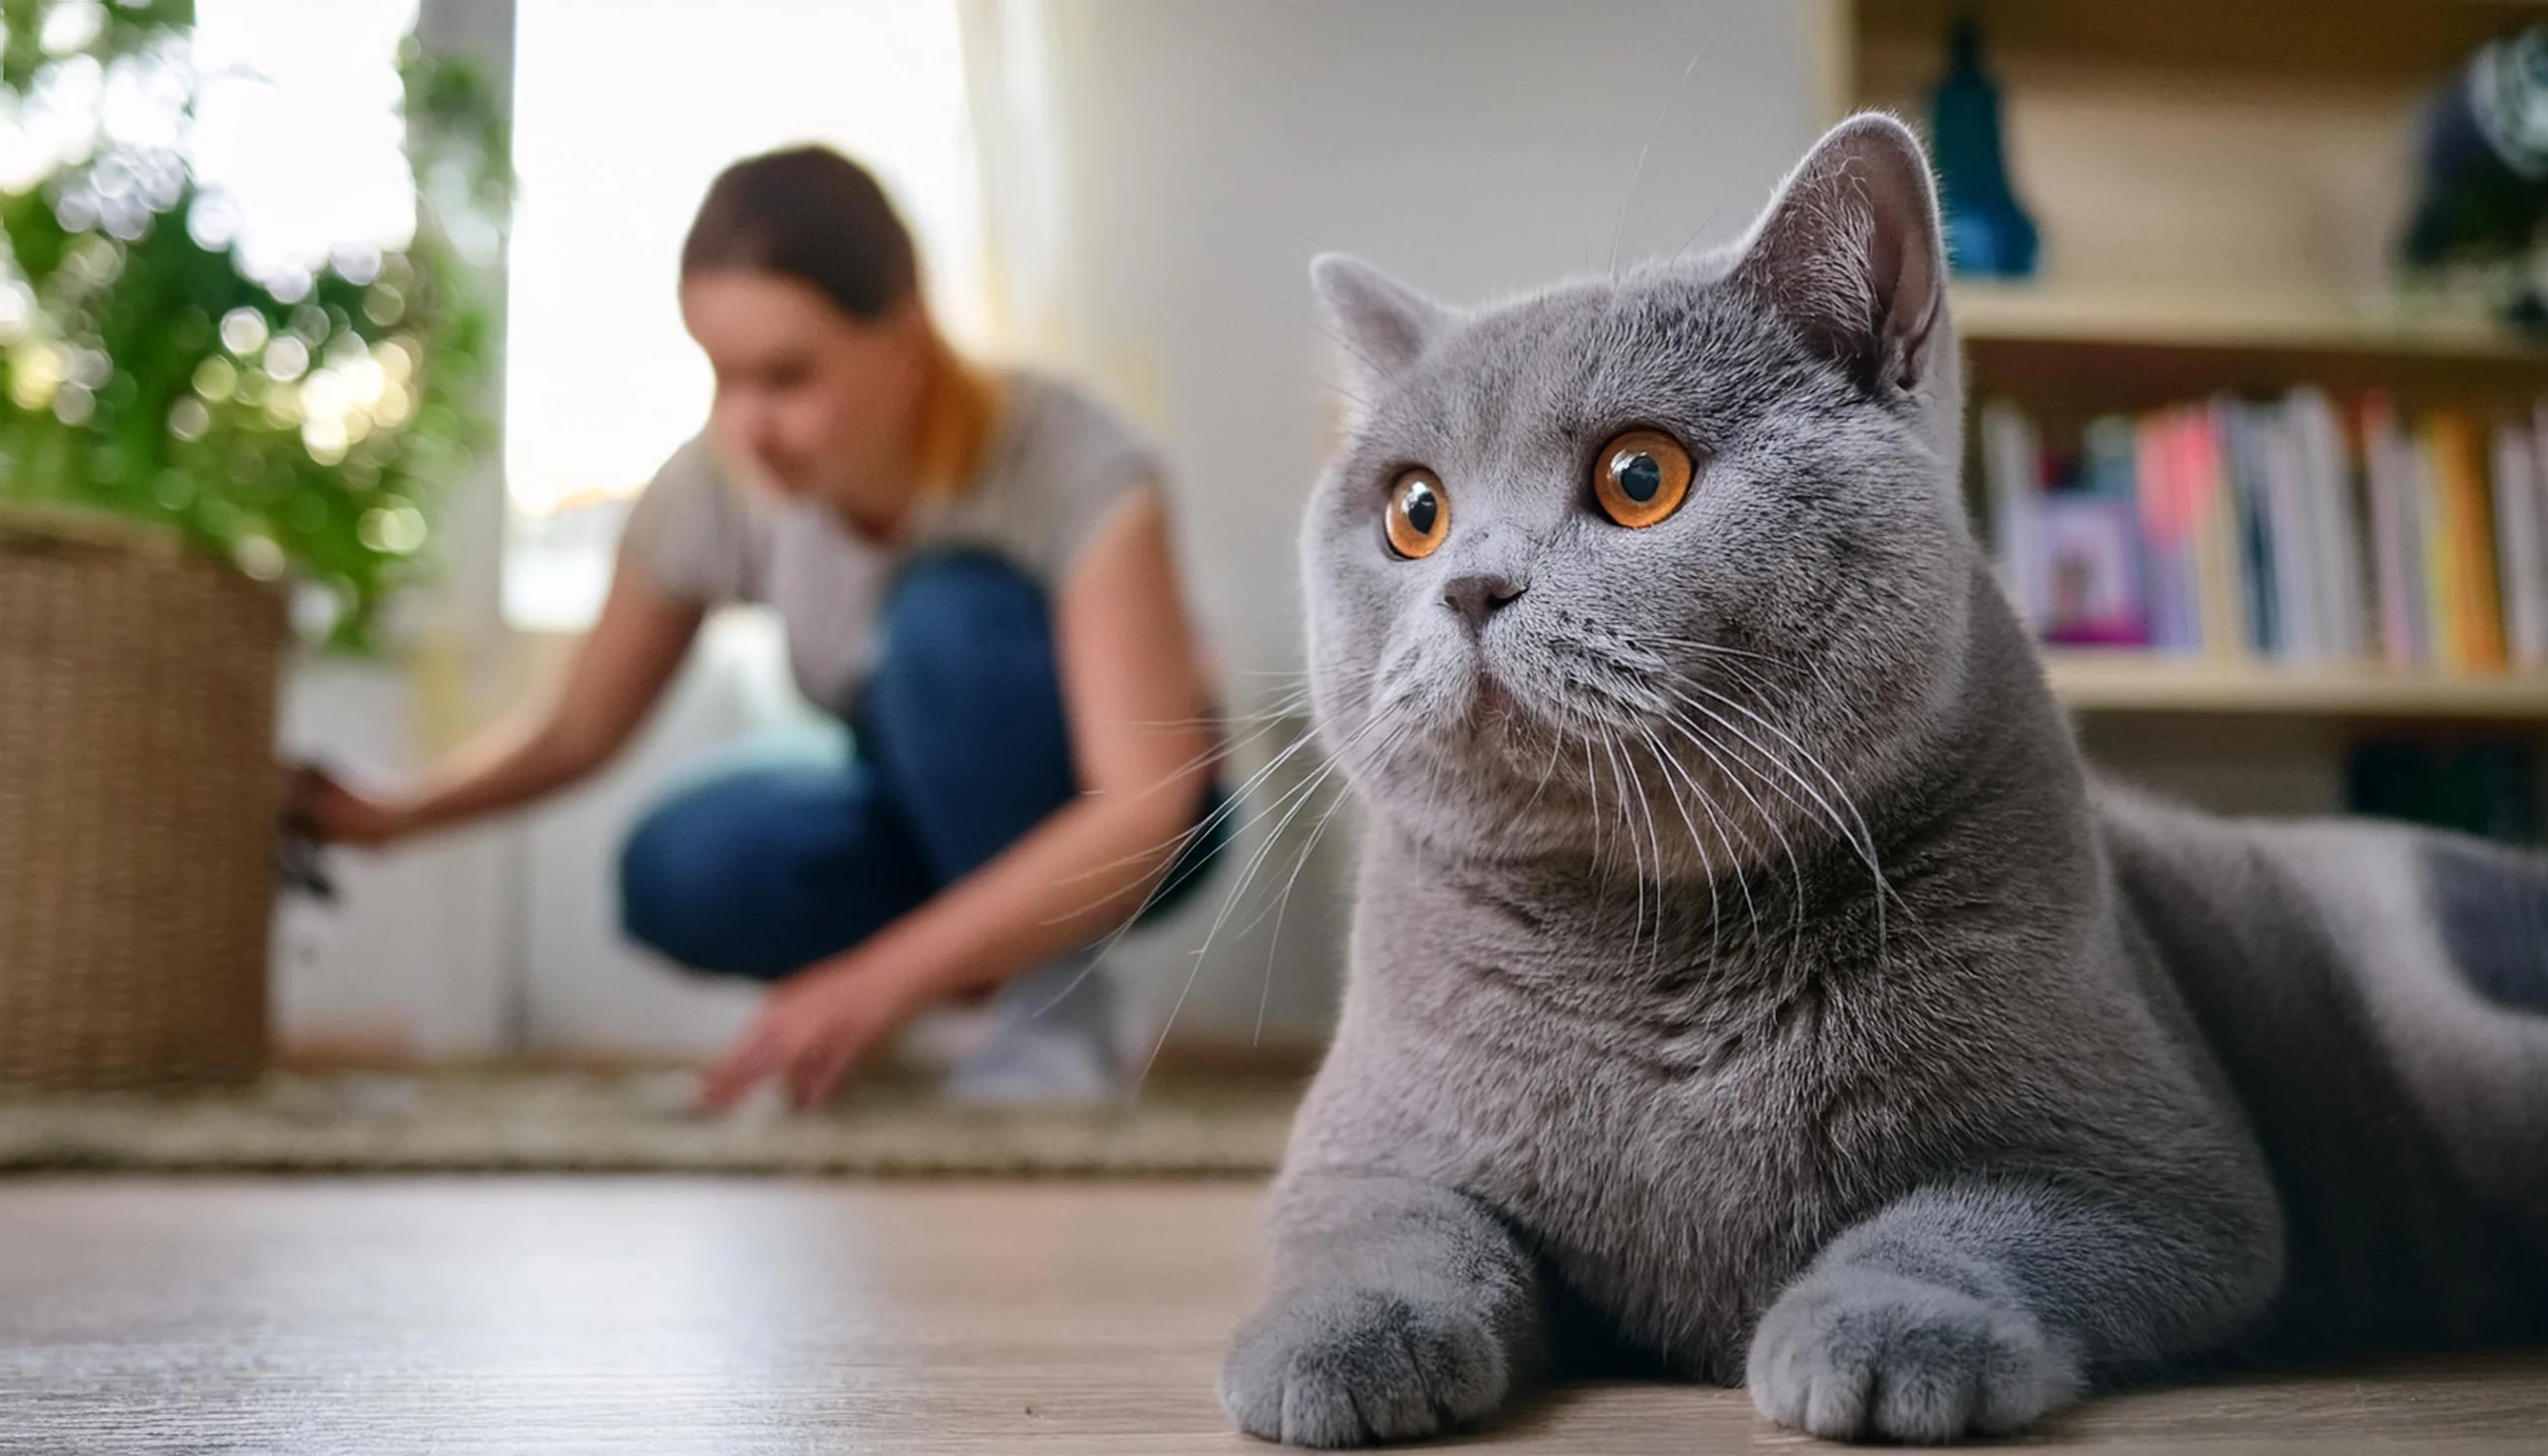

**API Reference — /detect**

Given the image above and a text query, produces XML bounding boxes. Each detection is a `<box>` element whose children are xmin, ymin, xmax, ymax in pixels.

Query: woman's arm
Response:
<box><xmin>881</xmin><ymin>482</ymin><xmax>1219</xmax><ymax>974</ymax></box>
<box><xmin>699</xmin><ymin>485</ymin><xmax>1218</xmax><ymax>1109</ymax></box>
<box><xmin>293</xmin><ymin>551</ymin><xmax>707</xmax><ymax>846</ymax></box>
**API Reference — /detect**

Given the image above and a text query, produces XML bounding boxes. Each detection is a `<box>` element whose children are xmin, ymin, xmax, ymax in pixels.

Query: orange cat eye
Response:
<box><xmin>1384</xmin><ymin>469</ymin><xmax>1450</xmax><ymax>559</ymax></box>
<box><xmin>1592</xmin><ymin>429</ymin><xmax>1694</xmax><ymax>528</ymax></box>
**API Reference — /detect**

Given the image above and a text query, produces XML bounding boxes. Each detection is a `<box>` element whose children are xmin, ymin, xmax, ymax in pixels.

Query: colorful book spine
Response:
<box><xmin>2224</xmin><ymin>401</ymin><xmax>2281</xmax><ymax>657</ymax></box>
<box><xmin>2289</xmin><ymin>388</ymin><xmax>2367</xmax><ymax>662</ymax></box>
<box><xmin>2426</xmin><ymin>412</ymin><xmax>2508</xmax><ymax>673</ymax></box>
<box><xmin>2491</xmin><ymin>421</ymin><xmax>2547</xmax><ymax>668</ymax></box>
<box><xmin>2415</xmin><ymin>418</ymin><xmax>2463</xmax><ymax>670</ymax></box>
<box><xmin>2361</xmin><ymin>394</ymin><xmax>2421</xmax><ymax>666</ymax></box>
<box><xmin>2135</xmin><ymin>411</ymin><xmax>2197</xmax><ymax>653</ymax></box>
<box><xmin>1981</xmin><ymin>400</ymin><xmax>2039</xmax><ymax>626</ymax></box>
<box><xmin>1983</xmin><ymin>388</ymin><xmax>2548</xmax><ymax>676</ymax></box>
<box><xmin>2512</xmin><ymin>408</ymin><xmax>2548</xmax><ymax>667</ymax></box>
<box><xmin>2195</xmin><ymin>402</ymin><xmax>2249</xmax><ymax>661</ymax></box>
<box><xmin>2451</xmin><ymin>412</ymin><xmax>2508</xmax><ymax>673</ymax></box>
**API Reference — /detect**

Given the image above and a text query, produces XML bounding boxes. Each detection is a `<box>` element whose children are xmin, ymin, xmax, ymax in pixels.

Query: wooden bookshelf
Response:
<box><xmin>1949</xmin><ymin>282</ymin><xmax>2548</xmax><ymax>417</ymax></box>
<box><xmin>2043</xmin><ymin>652</ymin><xmax>2548</xmax><ymax>721</ymax></box>
<box><xmin>1952</xmin><ymin>282</ymin><xmax>2548</xmax><ymax>365</ymax></box>
<box><xmin>1852</xmin><ymin>0</ymin><xmax>2548</xmax><ymax>92</ymax></box>
<box><xmin>1836</xmin><ymin>0</ymin><xmax>2548</xmax><ymax>411</ymax></box>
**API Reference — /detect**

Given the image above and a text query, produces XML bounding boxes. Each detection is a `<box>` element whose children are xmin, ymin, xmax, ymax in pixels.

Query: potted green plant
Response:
<box><xmin>0</xmin><ymin>0</ymin><xmax>505</xmax><ymax>1090</ymax></box>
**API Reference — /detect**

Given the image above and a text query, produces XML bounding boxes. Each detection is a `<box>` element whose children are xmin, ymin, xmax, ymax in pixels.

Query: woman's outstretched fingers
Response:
<box><xmin>790</xmin><ymin>1039</ymin><xmax>861</xmax><ymax>1111</ymax></box>
<box><xmin>697</xmin><ymin>1018</ymin><xmax>784</xmax><ymax>1112</ymax></box>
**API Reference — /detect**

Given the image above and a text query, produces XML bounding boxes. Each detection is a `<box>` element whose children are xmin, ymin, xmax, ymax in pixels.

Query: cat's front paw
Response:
<box><xmin>1746</xmin><ymin>1268</ymin><xmax>2082</xmax><ymax>1444</ymax></box>
<box><xmin>1221</xmin><ymin>1288</ymin><xmax>1512</xmax><ymax>1447</ymax></box>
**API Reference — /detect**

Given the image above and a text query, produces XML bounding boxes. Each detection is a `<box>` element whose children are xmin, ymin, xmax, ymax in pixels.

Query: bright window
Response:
<box><xmin>501</xmin><ymin>0</ymin><xmax>985</xmax><ymax>631</ymax></box>
<box><xmin>188</xmin><ymin>0</ymin><xmax>420</xmax><ymax>293</ymax></box>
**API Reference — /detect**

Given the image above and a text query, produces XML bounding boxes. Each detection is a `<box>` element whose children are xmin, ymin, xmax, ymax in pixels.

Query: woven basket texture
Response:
<box><xmin>0</xmin><ymin>508</ymin><xmax>285</xmax><ymax>1091</ymax></box>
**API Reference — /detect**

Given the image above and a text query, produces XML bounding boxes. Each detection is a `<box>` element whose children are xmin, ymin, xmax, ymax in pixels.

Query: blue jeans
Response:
<box><xmin>618</xmin><ymin>552</ymin><xmax>1224</xmax><ymax>979</ymax></box>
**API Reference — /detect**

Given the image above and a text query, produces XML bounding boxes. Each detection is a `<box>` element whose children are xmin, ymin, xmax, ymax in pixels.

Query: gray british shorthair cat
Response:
<box><xmin>1222</xmin><ymin>112</ymin><xmax>2548</xmax><ymax>1446</ymax></box>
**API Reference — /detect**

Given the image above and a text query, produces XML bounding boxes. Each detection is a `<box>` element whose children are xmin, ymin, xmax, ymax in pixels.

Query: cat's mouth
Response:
<box><xmin>1465</xmin><ymin>670</ymin><xmax>1527</xmax><ymax>730</ymax></box>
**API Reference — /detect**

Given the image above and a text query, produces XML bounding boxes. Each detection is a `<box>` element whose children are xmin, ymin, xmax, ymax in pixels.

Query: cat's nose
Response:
<box><xmin>1443</xmin><ymin>573</ymin><xmax>1526</xmax><ymax>632</ymax></box>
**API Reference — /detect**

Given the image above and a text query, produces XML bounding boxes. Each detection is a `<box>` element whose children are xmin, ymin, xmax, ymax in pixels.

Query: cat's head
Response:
<box><xmin>1301</xmin><ymin>114</ymin><xmax>1981</xmax><ymax>870</ymax></box>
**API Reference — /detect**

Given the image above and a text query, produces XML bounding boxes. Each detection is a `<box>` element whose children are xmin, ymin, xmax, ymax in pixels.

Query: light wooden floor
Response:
<box><xmin>1</xmin><ymin>1178</ymin><xmax>2544</xmax><ymax>1454</ymax></box>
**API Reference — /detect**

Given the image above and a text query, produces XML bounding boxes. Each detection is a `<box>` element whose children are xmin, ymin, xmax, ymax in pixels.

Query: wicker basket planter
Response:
<box><xmin>0</xmin><ymin>509</ymin><xmax>287</xmax><ymax>1091</ymax></box>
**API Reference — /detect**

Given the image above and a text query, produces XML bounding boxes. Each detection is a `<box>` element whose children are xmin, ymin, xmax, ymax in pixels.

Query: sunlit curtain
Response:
<box><xmin>955</xmin><ymin>0</ymin><xmax>1081</xmax><ymax>365</ymax></box>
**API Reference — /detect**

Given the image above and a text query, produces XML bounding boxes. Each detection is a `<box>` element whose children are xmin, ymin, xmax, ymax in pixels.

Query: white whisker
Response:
<box><xmin>1634</xmin><ymin>720</ymin><xmax>1725</xmax><ymax>969</ymax></box>
<box><xmin>1134</xmin><ymin>693</ymin><xmax>1407</xmax><ymax>1087</ymax></box>
<box><xmin>1597</xmin><ymin>733</ymin><xmax>1647</xmax><ymax>944</ymax></box>
<box><xmin>1630</xmin><ymin>732</ymin><xmax>1672</xmax><ymax>976</ymax></box>
<box><xmin>1648</xmin><ymin>710</ymin><xmax>1766</xmax><ymax>951</ymax></box>
<box><xmin>1668</xmin><ymin>677</ymin><xmax>1896</xmax><ymax>969</ymax></box>
<box><xmin>1663</xmin><ymin>706</ymin><xmax>1810</xmax><ymax>984</ymax></box>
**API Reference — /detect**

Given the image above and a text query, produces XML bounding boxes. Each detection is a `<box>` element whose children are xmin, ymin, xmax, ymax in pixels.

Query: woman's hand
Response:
<box><xmin>274</xmin><ymin>558</ymin><xmax>710</xmax><ymax>856</ymax></box>
<box><xmin>697</xmin><ymin>956</ymin><xmax>933</xmax><ymax>1112</ymax></box>
<box><xmin>286</xmin><ymin>764</ymin><xmax>414</xmax><ymax>848</ymax></box>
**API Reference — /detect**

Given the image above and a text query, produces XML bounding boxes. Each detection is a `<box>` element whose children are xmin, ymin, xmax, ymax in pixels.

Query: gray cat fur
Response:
<box><xmin>1221</xmin><ymin>112</ymin><xmax>2548</xmax><ymax>1446</ymax></box>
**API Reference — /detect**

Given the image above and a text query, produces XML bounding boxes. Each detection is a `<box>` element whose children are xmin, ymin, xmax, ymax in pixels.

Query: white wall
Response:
<box><xmin>274</xmin><ymin>661</ymin><xmax>515</xmax><ymax>1058</ymax></box>
<box><xmin>277</xmin><ymin>0</ymin><xmax>1831</xmax><ymax>1059</ymax></box>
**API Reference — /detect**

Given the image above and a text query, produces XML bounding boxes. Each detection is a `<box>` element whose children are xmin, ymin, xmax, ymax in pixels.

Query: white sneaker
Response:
<box><xmin>943</xmin><ymin>951</ymin><xmax>1128</xmax><ymax>1106</ymax></box>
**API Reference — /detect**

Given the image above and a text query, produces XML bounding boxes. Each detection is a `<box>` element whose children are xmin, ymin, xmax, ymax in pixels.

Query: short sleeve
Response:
<box><xmin>1025</xmin><ymin>381</ymin><xmax>1169</xmax><ymax>580</ymax></box>
<box><xmin>617</xmin><ymin>433</ymin><xmax>755</xmax><ymax>604</ymax></box>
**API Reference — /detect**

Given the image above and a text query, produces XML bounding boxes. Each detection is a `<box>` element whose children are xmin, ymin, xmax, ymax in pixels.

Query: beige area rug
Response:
<box><xmin>0</xmin><ymin>1068</ymin><xmax>1304</xmax><ymax>1176</ymax></box>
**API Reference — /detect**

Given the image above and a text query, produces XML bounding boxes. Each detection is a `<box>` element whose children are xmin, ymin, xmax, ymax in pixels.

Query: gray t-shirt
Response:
<box><xmin>620</xmin><ymin>367</ymin><xmax>1166</xmax><ymax>714</ymax></box>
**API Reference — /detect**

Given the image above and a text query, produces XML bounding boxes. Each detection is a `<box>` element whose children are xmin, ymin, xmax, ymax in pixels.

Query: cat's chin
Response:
<box><xmin>1460</xmin><ymin>672</ymin><xmax>1539</xmax><ymax>740</ymax></box>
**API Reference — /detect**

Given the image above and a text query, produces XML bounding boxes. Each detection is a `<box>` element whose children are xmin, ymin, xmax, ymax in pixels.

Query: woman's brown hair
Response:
<box><xmin>682</xmin><ymin>145</ymin><xmax>996</xmax><ymax>490</ymax></box>
<box><xmin>681</xmin><ymin>144</ymin><xmax>918</xmax><ymax>320</ymax></box>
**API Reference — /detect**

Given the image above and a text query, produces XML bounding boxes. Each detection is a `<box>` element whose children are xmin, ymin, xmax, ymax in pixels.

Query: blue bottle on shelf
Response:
<box><xmin>1930</xmin><ymin>13</ymin><xmax>2039</xmax><ymax>279</ymax></box>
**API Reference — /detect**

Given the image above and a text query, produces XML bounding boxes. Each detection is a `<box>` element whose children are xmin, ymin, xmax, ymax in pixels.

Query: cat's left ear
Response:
<box><xmin>1312</xmin><ymin>253</ymin><xmax>1450</xmax><ymax>393</ymax></box>
<box><xmin>1730</xmin><ymin>112</ymin><xmax>1946</xmax><ymax>393</ymax></box>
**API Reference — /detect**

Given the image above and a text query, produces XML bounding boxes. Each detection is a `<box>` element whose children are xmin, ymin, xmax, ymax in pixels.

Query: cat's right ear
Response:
<box><xmin>1729</xmin><ymin>112</ymin><xmax>1946</xmax><ymax>395</ymax></box>
<box><xmin>1312</xmin><ymin>253</ymin><xmax>1449</xmax><ymax>392</ymax></box>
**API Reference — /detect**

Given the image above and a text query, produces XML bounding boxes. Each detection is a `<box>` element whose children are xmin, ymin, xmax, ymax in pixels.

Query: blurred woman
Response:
<box><xmin>293</xmin><ymin>146</ymin><xmax>1223</xmax><ymax>1110</ymax></box>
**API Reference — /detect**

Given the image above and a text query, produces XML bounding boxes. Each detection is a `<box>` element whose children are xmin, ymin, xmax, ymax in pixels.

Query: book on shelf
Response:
<box><xmin>1980</xmin><ymin>386</ymin><xmax>2548</xmax><ymax>675</ymax></box>
<box><xmin>2498</xmin><ymin>412</ymin><xmax>2548</xmax><ymax>667</ymax></box>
